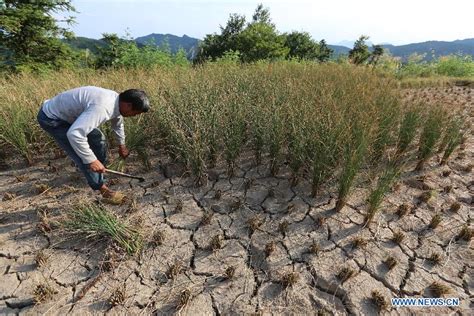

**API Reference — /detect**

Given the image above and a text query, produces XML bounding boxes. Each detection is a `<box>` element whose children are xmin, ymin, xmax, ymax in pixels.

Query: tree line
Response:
<box><xmin>0</xmin><ymin>1</ymin><xmax>383</xmax><ymax>72</ymax></box>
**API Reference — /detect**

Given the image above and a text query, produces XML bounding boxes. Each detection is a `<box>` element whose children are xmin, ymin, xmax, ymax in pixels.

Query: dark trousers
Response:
<box><xmin>37</xmin><ymin>108</ymin><xmax>107</xmax><ymax>190</ymax></box>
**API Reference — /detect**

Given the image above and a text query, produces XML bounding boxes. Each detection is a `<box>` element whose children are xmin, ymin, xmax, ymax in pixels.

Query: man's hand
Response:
<box><xmin>118</xmin><ymin>144</ymin><xmax>130</xmax><ymax>159</ymax></box>
<box><xmin>90</xmin><ymin>160</ymin><xmax>106</xmax><ymax>173</ymax></box>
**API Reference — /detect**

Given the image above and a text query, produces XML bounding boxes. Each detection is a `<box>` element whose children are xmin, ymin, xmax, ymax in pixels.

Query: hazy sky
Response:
<box><xmin>65</xmin><ymin>0</ymin><xmax>474</xmax><ymax>45</ymax></box>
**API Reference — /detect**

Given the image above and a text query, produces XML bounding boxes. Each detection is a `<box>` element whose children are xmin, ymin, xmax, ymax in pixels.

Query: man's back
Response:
<box><xmin>42</xmin><ymin>86</ymin><xmax>119</xmax><ymax>124</ymax></box>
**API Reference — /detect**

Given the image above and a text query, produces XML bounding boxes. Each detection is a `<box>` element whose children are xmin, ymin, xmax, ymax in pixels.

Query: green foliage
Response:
<box><xmin>284</xmin><ymin>32</ymin><xmax>333</xmax><ymax>62</ymax></box>
<box><xmin>365</xmin><ymin>164</ymin><xmax>401</xmax><ymax>224</ymax></box>
<box><xmin>440</xmin><ymin>115</ymin><xmax>463</xmax><ymax>165</ymax></box>
<box><xmin>0</xmin><ymin>0</ymin><xmax>77</xmax><ymax>72</ymax></box>
<box><xmin>64</xmin><ymin>203</ymin><xmax>143</xmax><ymax>255</ymax></box>
<box><xmin>396</xmin><ymin>108</ymin><xmax>420</xmax><ymax>155</ymax></box>
<box><xmin>336</xmin><ymin>125</ymin><xmax>368</xmax><ymax>211</ymax></box>
<box><xmin>435</xmin><ymin>55</ymin><xmax>474</xmax><ymax>77</ymax></box>
<box><xmin>416</xmin><ymin>107</ymin><xmax>445</xmax><ymax>170</ymax></box>
<box><xmin>197</xmin><ymin>4</ymin><xmax>330</xmax><ymax>63</ymax></box>
<box><xmin>349</xmin><ymin>35</ymin><xmax>371</xmax><ymax>65</ymax></box>
<box><xmin>96</xmin><ymin>33</ymin><xmax>188</xmax><ymax>69</ymax></box>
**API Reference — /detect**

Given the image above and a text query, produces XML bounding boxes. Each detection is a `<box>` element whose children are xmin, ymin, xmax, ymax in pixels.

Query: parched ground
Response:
<box><xmin>0</xmin><ymin>86</ymin><xmax>473</xmax><ymax>315</ymax></box>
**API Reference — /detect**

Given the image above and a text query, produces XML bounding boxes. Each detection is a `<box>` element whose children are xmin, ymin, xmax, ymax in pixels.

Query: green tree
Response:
<box><xmin>285</xmin><ymin>31</ymin><xmax>319</xmax><ymax>60</ymax></box>
<box><xmin>197</xmin><ymin>4</ymin><xmax>288</xmax><ymax>63</ymax></box>
<box><xmin>0</xmin><ymin>0</ymin><xmax>76</xmax><ymax>71</ymax></box>
<box><xmin>368</xmin><ymin>44</ymin><xmax>384</xmax><ymax>67</ymax></box>
<box><xmin>317</xmin><ymin>39</ymin><xmax>333</xmax><ymax>62</ymax></box>
<box><xmin>348</xmin><ymin>35</ymin><xmax>371</xmax><ymax>65</ymax></box>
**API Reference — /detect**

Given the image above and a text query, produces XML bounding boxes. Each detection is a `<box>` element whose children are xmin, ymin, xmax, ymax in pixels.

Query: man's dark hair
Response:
<box><xmin>119</xmin><ymin>89</ymin><xmax>150</xmax><ymax>113</ymax></box>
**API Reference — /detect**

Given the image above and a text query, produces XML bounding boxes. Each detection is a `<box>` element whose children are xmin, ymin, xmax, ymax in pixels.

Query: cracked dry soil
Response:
<box><xmin>0</xmin><ymin>86</ymin><xmax>473</xmax><ymax>315</ymax></box>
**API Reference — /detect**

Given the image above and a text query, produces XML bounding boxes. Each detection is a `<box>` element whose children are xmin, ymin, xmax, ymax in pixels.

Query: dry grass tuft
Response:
<box><xmin>34</xmin><ymin>250</ymin><xmax>48</xmax><ymax>267</ymax></box>
<box><xmin>209</xmin><ymin>235</ymin><xmax>223</xmax><ymax>251</ymax></box>
<box><xmin>150</xmin><ymin>231</ymin><xmax>165</xmax><ymax>247</ymax></box>
<box><xmin>456</xmin><ymin>225</ymin><xmax>473</xmax><ymax>242</ymax></box>
<box><xmin>264</xmin><ymin>241</ymin><xmax>276</xmax><ymax>257</ymax></box>
<box><xmin>336</xmin><ymin>267</ymin><xmax>355</xmax><ymax>282</ymax></box>
<box><xmin>419</xmin><ymin>190</ymin><xmax>434</xmax><ymax>203</ymax></box>
<box><xmin>352</xmin><ymin>237</ymin><xmax>368</xmax><ymax>249</ymax></box>
<box><xmin>279</xmin><ymin>220</ymin><xmax>289</xmax><ymax>236</ymax></box>
<box><xmin>166</xmin><ymin>261</ymin><xmax>185</xmax><ymax>280</ymax></box>
<box><xmin>428</xmin><ymin>252</ymin><xmax>442</xmax><ymax>265</ymax></box>
<box><xmin>176</xmin><ymin>289</ymin><xmax>192</xmax><ymax>311</ymax></box>
<box><xmin>396</xmin><ymin>204</ymin><xmax>411</xmax><ymax>217</ymax></box>
<box><xmin>247</xmin><ymin>216</ymin><xmax>262</xmax><ymax>233</ymax></box>
<box><xmin>279</xmin><ymin>272</ymin><xmax>299</xmax><ymax>288</ymax></box>
<box><xmin>224</xmin><ymin>266</ymin><xmax>236</xmax><ymax>280</ymax></box>
<box><xmin>33</xmin><ymin>283</ymin><xmax>56</xmax><ymax>304</ymax></box>
<box><xmin>441</xmin><ymin>170</ymin><xmax>451</xmax><ymax>177</ymax></box>
<box><xmin>100</xmin><ymin>246</ymin><xmax>121</xmax><ymax>272</ymax></box>
<box><xmin>213</xmin><ymin>190</ymin><xmax>222</xmax><ymax>200</ymax></box>
<box><xmin>449</xmin><ymin>202</ymin><xmax>461</xmax><ymax>213</ymax></box>
<box><xmin>371</xmin><ymin>290</ymin><xmax>388</xmax><ymax>311</ymax></box>
<box><xmin>200</xmin><ymin>211</ymin><xmax>214</xmax><ymax>226</ymax></box>
<box><xmin>309</xmin><ymin>242</ymin><xmax>320</xmax><ymax>254</ymax></box>
<box><xmin>384</xmin><ymin>256</ymin><xmax>398</xmax><ymax>270</ymax></box>
<box><xmin>428</xmin><ymin>282</ymin><xmax>451</xmax><ymax>297</ymax></box>
<box><xmin>429</xmin><ymin>214</ymin><xmax>442</xmax><ymax>229</ymax></box>
<box><xmin>108</xmin><ymin>285</ymin><xmax>126</xmax><ymax>306</ymax></box>
<box><xmin>392</xmin><ymin>231</ymin><xmax>405</xmax><ymax>245</ymax></box>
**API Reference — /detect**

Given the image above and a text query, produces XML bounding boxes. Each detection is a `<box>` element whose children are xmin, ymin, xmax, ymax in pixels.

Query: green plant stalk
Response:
<box><xmin>336</xmin><ymin>127</ymin><xmax>368</xmax><ymax>211</ymax></box>
<box><xmin>396</xmin><ymin>109</ymin><xmax>419</xmax><ymax>155</ymax></box>
<box><xmin>64</xmin><ymin>203</ymin><xmax>143</xmax><ymax>255</ymax></box>
<box><xmin>416</xmin><ymin>108</ymin><xmax>444</xmax><ymax>171</ymax></box>
<box><xmin>365</xmin><ymin>165</ymin><xmax>401</xmax><ymax>224</ymax></box>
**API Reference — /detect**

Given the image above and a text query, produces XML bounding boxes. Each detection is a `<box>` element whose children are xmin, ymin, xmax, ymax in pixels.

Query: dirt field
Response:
<box><xmin>0</xmin><ymin>86</ymin><xmax>472</xmax><ymax>315</ymax></box>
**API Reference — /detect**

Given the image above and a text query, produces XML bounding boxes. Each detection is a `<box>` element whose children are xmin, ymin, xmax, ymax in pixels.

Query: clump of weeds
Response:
<box><xmin>166</xmin><ymin>261</ymin><xmax>185</xmax><ymax>280</ymax></box>
<box><xmin>429</xmin><ymin>214</ymin><xmax>442</xmax><ymax>229</ymax></box>
<box><xmin>365</xmin><ymin>164</ymin><xmax>401</xmax><ymax>224</ymax></box>
<box><xmin>428</xmin><ymin>282</ymin><xmax>451</xmax><ymax>297</ymax></box>
<box><xmin>200</xmin><ymin>211</ymin><xmax>213</xmax><ymax>226</ymax></box>
<box><xmin>391</xmin><ymin>231</ymin><xmax>405</xmax><ymax>245</ymax></box>
<box><xmin>176</xmin><ymin>288</ymin><xmax>192</xmax><ymax>312</ymax></box>
<box><xmin>224</xmin><ymin>266</ymin><xmax>236</xmax><ymax>280</ymax></box>
<box><xmin>415</xmin><ymin>108</ymin><xmax>445</xmax><ymax>171</ymax></box>
<box><xmin>336</xmin><ymin>267</ymin><xmax>355</xmax><ymax>282</ymax></box>
<box><xmin>371</xmin><ymin>290</ymin><xmax>388</xmax><ymax>311</ymax></box>
<box><xmin>33</xmin><ymin>283</ymin><xmax>57</xmax><ymax>304</ymax></box>
<box><xmin>384</xmin><ymin>256</ymin><xmax>398</xmax><ymax>270</ymax></box>
<box><xmin>279</xmin><ymin>220</ymin><xmax>289</xmax><ymax>236</ymax></box>
<box><xmin>396</xmin><ymin>204</ymin><xmax>411</xmax><ymax>217</ymax></box>
<box><xmin>247</xmin><ymin>216</ymin><xmax>262</xmax><ymax>233</ymax></box>
<box><xmin>108</xmin><ymin>284</ymin><xmax>126</xmax><ymax>307</ymax></box>
<box><xmin>279</xmin><ymin>272</ymin><xmax>299</xmax><ymax>289</ymax></box>
<box><xmin>150</xmin><ymin>231</ymin><xmax>165</xmax><ymax>247</ymax></box>
<box><xmin>63</xmin><ymin>203</ymin><xmax>143</xmax><ymax>255</ymax></box>
<box><xmin>265</xmin><ymin>241</ymin><xmax>276</xmax><ymax>257</ymax></box>
<box><xmin>209</xmin><ymin>235</ymin><xmax>223</xmax><ymax>251</ymax></box>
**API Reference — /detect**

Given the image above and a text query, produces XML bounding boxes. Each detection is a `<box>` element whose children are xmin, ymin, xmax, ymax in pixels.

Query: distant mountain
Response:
<box><xmin>64</xmin><ymin>34</ymin><xmax>474</xmax><ymax>62</ymax></box>
<box><xmin>380</xmin><ymin>39</ymin><xmax>474</xmax><ymax>61</ymax></box>
<box><xmin>134</xmin><ymin>33</ymin><xmax>199</xmax><ymax>59</ymax></box>
<box><xmin>63</xmin><ymin>37</ymin><xmax>106</xmax><ymax>54</ymax></box>
<box><xmin>328</xmin><ymin>45</ymin><xmax>351</xmax><ymax>56</ymax></box>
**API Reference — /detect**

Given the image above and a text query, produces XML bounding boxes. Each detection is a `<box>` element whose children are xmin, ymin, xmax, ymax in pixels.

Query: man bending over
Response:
<box><xmin>37</xmin><ymin>86</ymin><xmax>150</xmax><ymax>201</ymax></box>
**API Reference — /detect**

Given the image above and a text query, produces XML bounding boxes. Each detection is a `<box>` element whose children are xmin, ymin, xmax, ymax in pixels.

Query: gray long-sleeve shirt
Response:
<box><xmin>42</xmin><ymin>86</ymin><xmax>125</xmax><ymax>164</ymax></box>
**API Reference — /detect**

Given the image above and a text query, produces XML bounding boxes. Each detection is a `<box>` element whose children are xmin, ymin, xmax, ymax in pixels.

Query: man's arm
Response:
<box><xmin>110</xmin><ymin>116</ymin><xmax>129</xmax><ymax>158</ymax></box>
<box><xmin>110</xmin><ymin>116</ymin><xmax>126</xmax><ymax>146</ymax></box>
<box><xmin>67</xmin><ymin>107</ymin><xmax>108</xmax><ymax>165</ymax></box>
